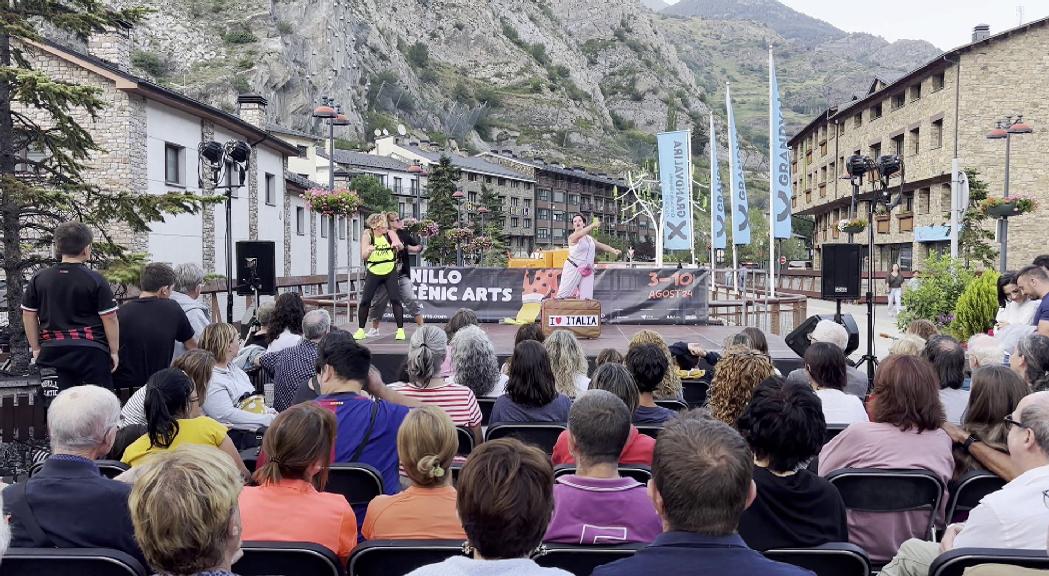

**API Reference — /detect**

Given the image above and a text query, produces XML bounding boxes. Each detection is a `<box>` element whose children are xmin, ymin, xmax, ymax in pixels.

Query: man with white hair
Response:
<box><xmin>1</xmin><ymin>386</ymin><xmax>145</xmax><ymax>565</ymax></box>
<box><xmin>171</xmin><ymin>262</ymin><xmax>212</xmax><ymax>360</ymax></box>
<box><xmin>883</xmin><ymin>391</ymin><xmax>1049</xmax><ymax>576</ymax></box>
<box><xmin>258</xmin><ymin>308</ymin><xmax>331</xmax><ymax>411</ymax></box>
<box><xmin>968</xmin><ymin>333</ymin><xmax>1005</xmax><ymax>370</ymax></box>
<box><xmin>785</xmin><ymin>320</ymin><xmax>868</xmax><ymax>397</ymax></box>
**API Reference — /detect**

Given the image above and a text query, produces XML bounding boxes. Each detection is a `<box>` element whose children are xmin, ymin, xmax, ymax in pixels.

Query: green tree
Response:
<box><xmin>959</xmin><ymin>168</ymin><xmax>996</xmax><ymax>269</ymax></box>
<box><xmin>593</xmin><ymin>230</ymin><xmax>625</xmax><ymax>262</ymax></box>
<box><xmin>2</xmin><ymin>5</ymin><xmax>216</xmax><ymax>371</ymax></box>
<box><xmin>476</xmin><ymin>184</ymin><xmax>506</xmax><ymax>241</ymax></box>
<box><xmin>350</xmin><ymin>174</ymin><xmax>395</xmax><ymax>214</ymax></box>
<box><xmin>898</xmin><ymin>254</ymin><xmax>974</xmax><ymax>330</ymax></box>
<box><xmin>949</xmin><ymin>270</ymin><xmax>999</xmax><ymax>341</ymax></box>
<box><xmin>422</xmin><ymin>156</ymin><xmax>461</xmax><ymax>264</ymax></box>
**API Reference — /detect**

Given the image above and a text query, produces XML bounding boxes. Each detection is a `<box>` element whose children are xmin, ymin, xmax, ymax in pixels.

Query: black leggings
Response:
<box><xmin>359</xmin><ymin>272</ymin><xmax>403</xmax><ymax>329</ymax></box>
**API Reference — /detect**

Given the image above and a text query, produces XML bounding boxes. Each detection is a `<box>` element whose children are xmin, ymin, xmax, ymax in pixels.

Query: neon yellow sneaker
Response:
<box><xmin>353</xmin><ymin>328</ymin><xmax>367</xmax><ymax>341</ymax></box>
<box><xmin>395</xmin><ymin>328</ymin><xmax>406</xmax><ymax>341</ymax></box>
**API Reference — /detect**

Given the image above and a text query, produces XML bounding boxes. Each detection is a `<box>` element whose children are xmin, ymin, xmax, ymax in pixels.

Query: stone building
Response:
<box><xmin>789</xmin><ymin>19</ymin><xmax>1049</xmax><ymax>274</ymax></box>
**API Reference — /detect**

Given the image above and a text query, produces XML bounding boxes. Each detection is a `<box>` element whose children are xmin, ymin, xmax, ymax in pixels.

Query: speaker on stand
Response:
<box><xmin>235</xmin><ymin>241</ymin><xmax>277</xmax><ymax>343</ymax></box>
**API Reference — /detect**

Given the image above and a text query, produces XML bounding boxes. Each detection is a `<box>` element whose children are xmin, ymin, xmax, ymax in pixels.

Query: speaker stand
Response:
<box><xmin>854</xmin><ymin>194</ymin><xmax>879</xmax><ymax>387</ymax></box>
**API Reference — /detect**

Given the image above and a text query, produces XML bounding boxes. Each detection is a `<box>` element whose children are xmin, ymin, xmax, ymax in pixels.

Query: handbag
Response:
<box><xmin>576</xmin><ymin>237</ymin><xmax>596</xmax><ymax>277</ymax></box>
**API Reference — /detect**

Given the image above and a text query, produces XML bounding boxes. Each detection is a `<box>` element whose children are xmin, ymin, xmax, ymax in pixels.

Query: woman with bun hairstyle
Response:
<box><xmin>362</xmin><ymin>406</ymin><xmax>466</xmax><ymax>540</ymax></box>
<box><xmin>556</xmin><ymin>213</ymin><xmax>621</xmax><ymax>299</ymax></box>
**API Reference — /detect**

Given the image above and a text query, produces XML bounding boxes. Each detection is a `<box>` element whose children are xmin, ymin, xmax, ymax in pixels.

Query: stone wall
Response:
<box><xmin>201</xmin><ymin>120</ymin><xmax>217</xmax><ymax>272</ymax></box>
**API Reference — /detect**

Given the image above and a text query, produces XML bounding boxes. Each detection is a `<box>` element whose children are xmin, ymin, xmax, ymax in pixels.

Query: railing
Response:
<box><xmin>707</xmin><ymin>268</ymin><xmax>807</xmax><ymax>335</ymax></box>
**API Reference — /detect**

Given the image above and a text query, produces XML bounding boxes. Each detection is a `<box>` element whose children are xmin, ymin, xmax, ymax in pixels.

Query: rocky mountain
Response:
<box><xmin>641</xmin><ymin>0</ymin><xmax>670</xmax><ymax>12</ymax></box>
<box><xmin>662</xmin><ymin>0</ymin><xmax>843</xmax><ymax>46</ymax></box>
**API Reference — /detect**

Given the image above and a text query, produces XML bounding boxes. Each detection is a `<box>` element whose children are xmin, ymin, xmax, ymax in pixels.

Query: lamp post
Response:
<box><xmin>408</xmin><ymin>162</ymin><xmax>424</xmax><ymax>219</ymax></box>
<box><xmin>313</xmin><ymin>97</ymin><xmax>350</xmax><ymax>294</ymax></box>
<box><xmin>452</xmin><ymin>190</ymin><xmax>465</xmax><ymax>266</ymax></box>
<box><xmin>986</xmin><ymin>115</ymin><xmax>1034</xmax><ymax>272</ymax></box>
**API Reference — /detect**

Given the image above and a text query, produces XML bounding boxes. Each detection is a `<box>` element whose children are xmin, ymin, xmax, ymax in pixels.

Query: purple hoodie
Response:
<box><xmin>544</xmin><ymin>475</ymin><xmax>663</xmax><ymax>545</ymax></box>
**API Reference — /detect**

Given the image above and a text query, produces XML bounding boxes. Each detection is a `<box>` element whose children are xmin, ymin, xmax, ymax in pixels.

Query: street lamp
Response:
<box><xmin>313</xmin><ymin>97</ymin><xmax>350</xmax><ymax>294</ymax></box>
<box><xmin>452</xmin><ymin>190</ymin><xmax>465</xmax><ymax>266</ymax></box>
<box><xmin>408</xmin><ymin>162</ymin><xmax>425</xmax><ymax>219</ymax></box>
<box><xmin>986</xmin><ymin>115</ymin><xmax>1034</xmax><ymax>272</ymax></box>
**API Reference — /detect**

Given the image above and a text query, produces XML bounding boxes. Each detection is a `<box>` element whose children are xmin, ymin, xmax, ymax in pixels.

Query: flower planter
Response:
<box><xmin>841</xmin><ymin>224</ymin><xmax>866</xmax><ymax>234</ymax></box>
<box><xmin>985</xmin><ymin>202</ymin><xmax>1020</xmax><ymax>218</ymax></box>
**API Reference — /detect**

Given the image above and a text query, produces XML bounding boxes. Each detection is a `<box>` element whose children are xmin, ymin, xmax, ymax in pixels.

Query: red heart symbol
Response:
<box><xmin>555</xmin><ymin>317</ymin><xmax>562</xmax><ymax>325</ymax></box>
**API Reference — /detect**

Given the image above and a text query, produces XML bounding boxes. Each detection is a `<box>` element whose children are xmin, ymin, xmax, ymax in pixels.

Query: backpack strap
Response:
<box><xmin>349</xmin><ymin>400</ymin><xmax>380</xmax><ymax>462</ymax></box>
<box><xmin>11</xmin><ymin>481</ymin><xmax>55</xmax><ymax>548</ymax></box>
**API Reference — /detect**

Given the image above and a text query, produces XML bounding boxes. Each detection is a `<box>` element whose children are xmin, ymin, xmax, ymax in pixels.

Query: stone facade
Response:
<box><xmin>201</xmin><ymin>119</ymin><xmax>217</xmax><ymax>272</ymax></box>
<box><xmin>789</xmin><ymin>20</ymin><xmax>1049</xmax><ymax>274</ymax></box>
<box><xmin>87</xmin><ymin>30</ymin><xmax>131</xmax><ymax>72</ymax></box>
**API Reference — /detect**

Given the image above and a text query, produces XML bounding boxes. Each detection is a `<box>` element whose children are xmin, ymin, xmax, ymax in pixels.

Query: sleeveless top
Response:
<box><xmin>367</xmin><ymin>232</ymin><xmax>396</xmax><ymax>275</ymax></box>
<box><xmin>568</xmin><ymin>235</ymin><xmax>595</xmax><ymax>266</ymax></box>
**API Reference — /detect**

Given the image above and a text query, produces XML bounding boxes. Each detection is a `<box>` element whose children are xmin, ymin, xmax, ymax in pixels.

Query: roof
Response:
<box><xmin>788</xmin><ymin>15</ymin><xmax>1049</xmax><ymax>145</ymax></box>
<box><xmin>318</xmin><ymin>149</ymin><xmax>412</xmax><ymax>172</ymax></box>
<box><xmin>481</xmin><ymin>151</ymin><xmax>622</xmax><ymax>186</ymax></box>
<box><xmin>25</xmin><ymin>37</ymin><xmax>300</xmax><ymax>157</ymax></box>
<box><xmin>399</xmin><ymin>145</ymin><xmax>534</xmax><ymax>181</ymax></box>
<box><xmin>266</xmin><ymin>123</ymin><xmax>320</xmax><ymax>141</ymax></box>
<box><xmin>285</xmin><ymin>172</ymin><xmax>321</xmax><ymax>190</ymax></box>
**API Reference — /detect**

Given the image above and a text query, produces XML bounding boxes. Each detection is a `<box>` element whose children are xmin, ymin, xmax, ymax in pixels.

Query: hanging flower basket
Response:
<box><xmin>446</xmin><ymin>227</ymin><xmax>474</xmax><ymax>243</ymax></box>
<box><xmin>403</xmin><ymin>217</ymin><xmax>440</xmax><ymax>238</ymax></box>
<box><xmin>468</xmin><ymin>235</ymin><xmax>494</xmax><ymax>253</ymax></box>
<box><xmin>981</xmin><ymin>195</ymin><xmax>1035</xmax><ymax>218</ymax></box>
<box><xmin>837</xmin><ymin>217</ymin><xmax>868</xmax><ymax>234</ymax></box>
<box><xmin>302</xmin><ymin>187</ymin><xmax>361</xmax><ymax>216</ymax></box>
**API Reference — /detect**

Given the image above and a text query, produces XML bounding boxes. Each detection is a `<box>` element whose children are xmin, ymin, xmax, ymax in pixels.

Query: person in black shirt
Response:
<box><xmin>365</xmin><ymin>211</ymin><xmax>423</xmax><ymax>336</ymax></box>
<box><xmin>22</xmin><ymin>222</ymin><xmax>120</xmax><ymax>389</ymax></box>
<box><xmin>736</xmin><ymin>376</ymin><xmax>848</xmax><ymax>551</ymax></box>
<box><xmin>112</xmin><ymin>263</ymin><xmax>196</xmax><ymax>389</ymax></box>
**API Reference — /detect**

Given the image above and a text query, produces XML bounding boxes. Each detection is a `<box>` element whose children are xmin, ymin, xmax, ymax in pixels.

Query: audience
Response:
<box><xmin>315</xmin><ymin>331</ymin><xmax>417</xmax><ymax>495</ymax></box>
<box><xmin>258</xmin><ymin>309</ymin><xmax>330</xmax><ymax>412</ymax></box>
<box><xmin>501</xmin><ymin>322</ymin><xmax>547</xmax><ymax>374</ymax></box>
<box><xmin>545</xmin><ymin>329</ymin><xmax>591</xmax><ymax>398</ymax></box>
<box><xmin>1020</xmin><ymin>265</ymin><xmax>1049</xmax><ymax>338</ymax></box>
<box><xmin>1012</xmin><ymin>334</ymin><xmax>1049</xmax><ymax>392</ymax></box>
<box><xmin>491</xmin><ymin>340</ymin><xmax>571</xmax><ymax>424</ymax></box>
<box><xmin>953</xmin><ymin>365</ymin><xmax>1028</xmax><ymax>479</ymax></box>
<box><xmin>628</xmin><ymin>330</ymin><xmax>683</xmax><ymax>399</ymax></box>
<box><xmin>737</xmin><ymin>377</ymin><xmax>848</xmax><ymax>551</ymax></box>
<box><xmin>785</xmin><ymin>320</ymin><xmax>868</xmax><ymax>397</ymax></box>
<box><xmin>625</xmin><ymin>343</ymin><xmax>676</xmax><ymax>425</ymax></box>
<box><xmin>546</xmin><ymin>390</ymin><xmax>662</xmax><ymax>544</ymax></box>
<box><xmin>129</xmin><ymin>445</ymin><xmax>243</xmax><ymax>576</ymax></box>
<box><xmin>362</xmin><ymin>406</ymin><xmax>466</xmax><ymax>540</ymax></box>
<box><xmin>171</xmin><ymin>262</ymin><xmax>212</xmax><ymax>360</ymax></box>
<box><xmin>804</xmin><ymin>342</ymin><xmax>868</xmax><ymax>425</ymax></box>
<box><xmin>406</xmin><ymin>438</ymin><xmax>568</xmax><ymax>576</ymax></box>
<box><xmin>239</xmin><ymin>403</ymin><xmax>357</xmax><ymax>562</ymax></box>
<box><xmin>818</xmin><ymin>354</ymin><xmax>953</xmax><ymax>563</ymax></box>
<box><xmin>889</xmin><ymin>334</ymin><xmax>926</xmax><ymax>357</ymax></box>
<box><xmin>440</xmin><ymin>308</ymin><xmax>479</xmax><ymax>378</ymax></box>
<box><xmin>200</xmin><ymin>323</ymin><xmax>276</xmax><ymax>433</ymax></box>
<box><xmin>969</xmin><ymin>333</ymin><xmax>1006</xmax><ymax>371</ymax></box>
<box><xmin>881</xmin><ymin>391</ymin><xmax>1049</xmax><ymax>576</ymax></box>
<box><xmin>390</xmin><ymin>326</ymin><xmax>482</xmax><ymax>445</ymax></box>
<box><xmin>736</xmin><ymin>326</ymin><xmax>771</xmax><ymax>356</ymax></box>
<box><xmin>596</xmin><ymin>347</ymin><xmax>624</xmax><ymax>366</ymax></box>
<box><xmin>1</xmin><ymin>386</ymin><xmax>145</xmax><ymax>565</ymax></box>
<box><xmin>121</xmin><ymin>368</ymin><xmax>250</xmax><ymax>478</ymax></box>
<box><xmin>923</xmin><ymin>335</ymin><xmax>970</xmax><ymax>424</ymax></box>
<box><xmin>553</xmin><ymin>363</ymin><xmax>655</xmax><ymax>466</ymax></box>
<box><xmin>593</xmin><ymin>412</ymin><xmax>811</xmax><ymax>576</ymax></box>
<box><xmin>121</xmin><ymin>348</ymin><xmax>215</xmax><ymax>427</ymax></box>
<box><xmin>244</xmin><ymin>302</ymin><xmax>275</xmax><ymax>348</ymax></box>
<box><xmin>996</xmin><ymin>271</ymin><xmax>1039</xmax><ymax>333</ymax></box>
<box><xmin>113</xmin><ymin>262</ymin><xmax>197</xmax><ymax>389</ymax></box>
<box><xmin>266</xmin><ymin>292</ymin><xmax>306</xmax><ymax>352</ymax></box>
<box><xmin>906</xmin><ymin>319</ymin><xmax>940</xmax><ymax>341</ymax></box>
<box><xmin>708</xmin><ymin>347</ymin><xmax>777</xmax><ymax>429</ymax></box>
<box><xmin>448</xmin><ymin>325</ymin><xmax>506</xmax><ymax>397</ymax></box>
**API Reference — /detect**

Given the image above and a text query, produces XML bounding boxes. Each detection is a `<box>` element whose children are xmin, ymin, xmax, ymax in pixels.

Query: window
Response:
<box><xmin>511</xmin><ymin>180</ymin><xmax>520</xmax><ymax>188</ymax></box>
<box><xmin>932</xmin><ymin>72</ymin><xmax>945</xmax><ymax>92</ymax></box>
<box><xmin>919</xmin><ymin>188</ymin><xmax>931</xmax><ymax>214</ymax></box>
<box><xmin>265</xmin><ymin>173</ymin><xmax>276</xmax><ymax>206</ymax></box>
<box><xmin>909</xmin><ymin>83</ymin><xmax>922</xmax><ymax>101</ymax></box>
<box><xmin>892</xmin><ymin>134</ymin><xmax>905</xmax><ymax>156</ymax></box>
<box><xmin>393</xmin><ymin>177</ymin><xmax>403</xmax><ymax>194</ymax></box>
<box><xmin>870</xmin><ymin>142</ymin><xmax>882</xmax><ymax>160</ymax></box>
<box><xmin>891</xmin><ymin>93</ymin><xmax>905</xmax><ymax>110</ymax></box>
<box><xmin>838</xmin><ymin>123</ymin><xmax>845</xmax><ymax>135</ymax></box>
<box><xmin>870</xmin><ymin>102</ymin><xmax>882</xmax><ymax>120</ymax></box>
<box><xmin>538</xmin><ymin>189</ymin><xmax>550</xmax><ymax>201</ymax></box>
<box><xmin>525</xmin><ymin>182</ymin><xmax>533</xmax><ymax>190</ymax></box>
<box><xmin>296</xmin><ymin>207</ymin><xmax>305</xmax><ymax>235</ymax></box>
<box><xmin>320</xmin><ymin>215</ymin><xmax>329</xmax><ymax>238</ymax></box>
<box><xmin>524</xmin><ymin>218</ymin><xmax>532</xmax><ymax>228</ymax></box>
<box><xmin>511</xmin><ymin>217</ymin><xmax>519</xmax><ymax>227</ymax></box>
<box><xmin>295</xmin><ymin>145</ymin><xmax>308</xmax><ymax>158</ymax></box>
<box><xmin>468</xmin><ymin>173</ymin><xmax>477</xmax><ymax>182</ymax></box>
<box><xmin>538</xmin><ymin>208</ymin><xmax>550</xmax><ymax>220</ymax></box>
<box><xmin>164</xmin><ymin>143</ymin><xmax>184</xmax><ymax>185</ymax></box>
<box><xmin>853</xmin><ymin>113</ymin><xmax>862</xmax><ymax>128</ymax></box>
<box><xmin>484</xmin><ymin>176</ymin><xmax>493</xmax><ymax>184</ymax></box>
<box><xmin>553</xmin><ymin>191</ymin><xmax>565</xmax><ymax>203</ymax></box>
<box><xmin>537</xmin><ymin>228</ymin><xmax>549</xmax><ymax>240</ymax></box>
<box><xmin>903</xmin><ymin>192</ymin><xmax>914</xmax><ymax>213</ymax></box>
<box><xmin>524</xmin><ymin>198</ymin><xmax>533</xmax><ymax>210</ymax></box>
<box><xmin>468</xmin><ymin>191</ymin><xmax>477</xmax><ymax>203</ymax></box>
<box><xmin>410</xmin><ymin>179</ymin><xmax>419</xmax><ymax>196</ymax></box>
<box><xmin>568</xmin><ymin>194</ymin><xmax>578</xmax><ymax>205</ymax></box>
<box><xmin>940</xmin><ymin>184</ymin><xmax>952</xmax><ymax>211</ymax></box>
<box><xmin>909</xmin><ymin>127</ymin><xmax>920</xmax><ymax>156</ymax></box>
<box><xmin>339</xmin><ymin>216</ymin><xmax>346</xmax><ymax>239</ymax></box>
<box><xmin>511</xmin><ymin>197</ymin><xmax>520</xmax><ymax>208</ymax></box>
<box><xmin>498</xmin><ymin>178</ymin><xmax>506</xmax><ymax>186</ymax></box>
<box><xmin>931</xmin><ymin>119</ymin><xmax>944</xmax><ymax>149</ymax></box>
<box><xmin>552</xmin><ymin>210</ymin><xmax>563</xmax><ymax>222</ymax></box>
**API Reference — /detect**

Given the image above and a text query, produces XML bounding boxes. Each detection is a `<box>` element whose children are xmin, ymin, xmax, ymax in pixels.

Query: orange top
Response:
<box><xmin>239</xmin><ymin>479</ymin><xmax>357</xmax><ymax>561</ymax></box>
<box><xmin>362</xmin><ymin>485</ymin><xmax>466</xmax><ymax>540</ymax></box>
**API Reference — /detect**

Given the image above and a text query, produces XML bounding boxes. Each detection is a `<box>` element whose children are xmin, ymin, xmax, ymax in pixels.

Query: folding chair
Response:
<box><xmin>553</xmin><ymin>464</ymin><xmax>652</xmax><ymax>484</ymax></box>
<box><xmin>945</xmin><ymin>470</ymin><xmax>1006</xmax><ymax>523</ymax></box>
<box><xmin>348</xmin><ymin>540</ymin><xmax>464</xmax><ymax>576</ymax></box>
<box><xmin>763</xmin><ymin>542</ymin><xmax>871</xmax><ymax>576</ymax></box>
<box><xmin>456</xmin><ymin>426</ymin><xmax>476</xmax><ymax>456</ymax></box>
<box><xmin>3</xmin><ymin>547</ymin><xmax>147</xmax><ymax>576</ymax></box>
<box><xmin>485</xmin><ymin>423</ymin><xmax>566</xmax><ymax>454</ymax></box>
<box><xmin>477</xmin><ymin>397</ymin><xmax>497</xmax><ymax>427</ymax></box>
<box><xmin>654</xmin><ymin>399</ymin><xmax>689</xmax><ymax>412</ymax></box>
<box><xmin>236</xmin><ymin>541</ymin><xmax>343</xmax><ymax>576</ymax></box>
<box><xmin>326</xmin><ymin>462</ymin><xmax>385</xmax><ymax>509</ymax></box>
<box><xmin>826</xmin><ymin>468</ymin><xmax>946</xmax><ymax>541</ymax></box>
<box><xmin>534</xmin><ymin>542</ymin><xmax>643</xmax><ymax>575</ymax></box>
<box><xmin>635</xmin><ymin>425</ymin><xmax>663</xmax><ymax>440</ymax></box>
<box><xmin>928</xmin><ymin>547</ymin><xmax>1049</xmax><ymax>576</ymax></box>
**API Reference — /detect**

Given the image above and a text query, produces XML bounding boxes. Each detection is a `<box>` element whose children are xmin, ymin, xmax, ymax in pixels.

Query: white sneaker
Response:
<box><xmin>365</xmin><ymin>328</ymin><xmax>381</xmax><ymax>338</ymax></box>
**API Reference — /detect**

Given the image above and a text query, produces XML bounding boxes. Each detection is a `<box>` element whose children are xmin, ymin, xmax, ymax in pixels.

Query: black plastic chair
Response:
<box><xmin>240</xmin><ymin>446</ymin><xmax>261</xmax><ymax>473</ymax></box>
<box><xmin>29</xmin><ymin>459</ymin><xmax>129</xmax><ymax>479</ymax></box>
<box><xmin>485</xmin><ymin>423</ymin><xmax>566</xmax><ymax>453</ymax></box>
<box><xmin>928</xmin><ymin>547</ymin><xmax>1049</xmax><ymax>576</ymax></box>
<box><xmin>763</xmin><ymin>542</ymin><xmax>871</xmax><ymax>576</ymax></box>
<box><xmin>635</xmin><ymin>425</ymin><xmax>663</xmax><ymax>439</ymax></box>
<box><xmin>236</xmin><ymin>541</ymin><xmax>344</xmax><ymax>576</ymax></box>
<box><xmin>456</xmin><ymin>426</ymin><xmax>476</xmax><ymax>456</ymax></box>
<box><xmin>824</xmin><ymin>423</ymin><xmax>849</xmax><ymax>444</ymax></box>
<box><xmin>3</xmin><ymin>548</ymin><xmax>147</xmax><ymax>576</ymax></box>
<box><xmin>826</xmin><ymin>468</ymin><xmax>946</xmax><ymax>540</ymax></box>
<box><xmin>945</xmin><ymin>470</ymin><xmax>1006</xmax><ymax>523</ymax></box>
<box><xmin>534</xmin><ymin>543</ymin><xmax>643</xmax><ymax>575</ymax></box>
<box><xmin>348</xmin><ymin>540</ymin><xmax>464</xmax><ymax>576</ymax></box>
<box><xmin>477</xmin><ymin>397</ymin><xmax>497</xmax><ymax>426</ymax></box>
<box><xmin>681</xmin><ymin>379</ymin><xmax>709</xmax><ymax>407</ymax></box>
<box><xmin>654</xmin><ymin>399</ymin><xmax>689</xmax><ymax>412</ymax></box>
<box><xmin>326</xmin><ymin>462</ymin><xmax>385</xmax><ymax>508</ymax></box>
<box><xmin>553</xmin><ymin>464</ymin><xmax>652</xmax><ymax>484</ymax></box>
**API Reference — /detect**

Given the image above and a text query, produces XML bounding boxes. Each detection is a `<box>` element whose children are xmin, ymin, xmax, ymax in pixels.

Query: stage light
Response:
<box><xmin>877</xmin><ymin>155</ymin><xmax>901</xmax><ymax>178</ymax></box>
<box><xmin>226</xmin><ymin>140</ymin><xmax>251</xmax><ymax>164</ymax></box>
<box><xmin>846</xmin><ymin>154</ymin><xmax>868</xmax><ymax>177</ymax></box>
<box><xmin>199</xmin><ymin>141</ymin><xmax>224</xmax><ymax>164</ymax></box>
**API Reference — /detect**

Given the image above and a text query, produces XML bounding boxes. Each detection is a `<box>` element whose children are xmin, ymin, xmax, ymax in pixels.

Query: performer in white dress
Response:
<box><xmin>557</xmin><ymin>214</ymin><xmax>621</xmax><ymax>299</ymax></box>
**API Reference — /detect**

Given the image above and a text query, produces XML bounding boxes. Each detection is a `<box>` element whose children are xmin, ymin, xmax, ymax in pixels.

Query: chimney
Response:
<box><xmin>236</xmin><ymin>94</ymin><xmax>268</xmax><ymax>128</ymax></box>
<box><xmin>972</xmin><ymin>24</ymin><xmax>990</xmax><ymax>43</ymax></box>
<box><xmin>88</xmin><ymin>25</ymin><xmax>132</xmax><ymax>73</ymax></box>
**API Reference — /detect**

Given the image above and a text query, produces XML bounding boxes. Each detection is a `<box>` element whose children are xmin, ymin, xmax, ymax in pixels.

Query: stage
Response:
<box><xmin>355</xmin><ymin>323</ymin><xmax>803</xmax><ymax>382</ymax></box>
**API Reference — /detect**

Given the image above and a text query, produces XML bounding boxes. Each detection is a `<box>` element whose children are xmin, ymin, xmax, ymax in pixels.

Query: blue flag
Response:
<box><xmin>710</xmin><ymin>114</ymin><xmax>726</xmax><ymax>250</ymax></box>
<box><xmin>769</xmin><ymin>51</ymin><xmax>793</xmax><ymax>239</ymax></box>
<box><xmin>726</xmin><ymin>84</ymin><xmax>751</xmax><ymax>246</ymax></box>
<box><xmin>656</xmin><ymin>130</ymin><xmax>694</xmax><ymax>251</ymax></box>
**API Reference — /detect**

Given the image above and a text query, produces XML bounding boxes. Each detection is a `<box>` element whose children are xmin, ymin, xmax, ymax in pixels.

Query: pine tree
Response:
<box><xmin>2</xmin><ymin>5</ymin><xmax>215</xmax><ymax>371</ymax></box>
<box><xmin>422</xmin><ymin>155</ymin><xmax>461</xmax><ymax>264</ymax></box>
<box><xmin>959</xmin><ymin>169</ymin><xmax>996</xmax><ymax>268</ymax></box>
<box><xmin>477</xmin><ymin>184</ymin><xmax>507</xmax><ymax>242</ymax></box>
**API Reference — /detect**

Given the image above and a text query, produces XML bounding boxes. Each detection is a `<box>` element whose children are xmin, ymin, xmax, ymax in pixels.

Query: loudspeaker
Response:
<box><xmin>821</xmin><ymin>243</ymin><xmax>862</xmax><ymax>299</ymax></box>
<box><xmin>785</xmin><ymin>313</ymin><xmax>860</xmax><ymax>358</ymax></box>
<box><xmin>235</xmin><ymin>241</ymin><xmax>277</xmax><ymax>296</ymax></box>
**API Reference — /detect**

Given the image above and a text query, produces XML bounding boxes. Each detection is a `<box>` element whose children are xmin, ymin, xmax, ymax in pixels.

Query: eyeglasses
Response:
<box><xmin>1003</xmin><ymin>415</ymin><xmax>1028</xmax><ymax>429</ymax></box>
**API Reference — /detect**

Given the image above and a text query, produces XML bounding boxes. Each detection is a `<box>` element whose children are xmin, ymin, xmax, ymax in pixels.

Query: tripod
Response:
<box><xmin>239</xmin><ymin>259</ymin><xmax>264</xmax><ymax>347</ymax></box>
<box><xmin>854</xmin><ymin>184</ymin><xmax>879</xmax><ymax>382</ymax></box>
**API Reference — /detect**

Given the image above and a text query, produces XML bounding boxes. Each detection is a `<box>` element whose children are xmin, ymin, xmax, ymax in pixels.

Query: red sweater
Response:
<box><xmin>552</xmin><ymin>425</ymin><xmax>655</xmax><ymax>466</ymax></box>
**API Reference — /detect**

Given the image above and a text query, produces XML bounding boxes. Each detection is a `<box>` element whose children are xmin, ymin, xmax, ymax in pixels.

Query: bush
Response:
<box><xmin>223</xmin><ymin>28</ymin><xmax>258</xmax><ymax>44</ymax></box>
<box><xmin>529</xmin><ymin>43</ymin><xmax>550</xmax><ymax>66</ymax></box>
<box><xmin>898</xmin><ymin>254</ymin><xmax>974</xmax><ymax>331</ymax></box>
<box><xmin>406</xmin><ymin>41</ymin><xmax>430</xmax><ymax>68</ymax></box>
<box><xmin>276</xmin><ymin>20</ymin><xmax>293</xmax><ymax>35</ymax></box>
<box><xmin>231</xmin><ymin>76</ymin><xmax>251</xmax><ymax>93</ymax></box>
<box><xmin>949</xmin><ymin>270</ymin><xmax>1000</xmax><ymax>341</ymax></box>
<box><xmin>131</xmin><ymin>50</ymin><xmax>169</xmax><ymax>78</ymax></box>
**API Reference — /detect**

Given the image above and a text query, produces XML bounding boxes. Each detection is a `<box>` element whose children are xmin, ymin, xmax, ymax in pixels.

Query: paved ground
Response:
<box><xmin>807</xmin><ymin>297</ymin><xmax>905</xmax><ymax>362</ymax></box>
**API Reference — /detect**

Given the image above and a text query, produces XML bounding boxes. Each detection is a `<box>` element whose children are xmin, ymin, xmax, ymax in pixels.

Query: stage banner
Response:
<box><xmin>769</xmin><ymin>50</ymin><xmax>793</xmax><ymax>240</ymax></box>
<box><xmin>656</xmin><ymin>130</ymin><xmax>694</xmax><ymax>251</ymax></box>
<box><xmin>389</xmin><ymin>267</ymin><xmax>710</xmax><ymax>325</ymax></box>
<box><xmin>726</xmin><ymin>84</ymin><xmax>751</xmax><ymax>245</ymax></box>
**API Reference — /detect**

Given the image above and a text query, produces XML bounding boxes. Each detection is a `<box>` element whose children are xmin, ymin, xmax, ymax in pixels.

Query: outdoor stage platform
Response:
<box><xmin>359</xmin><ymin>323</ymin><xmax>803</xmax><ymax>382</ymax></box>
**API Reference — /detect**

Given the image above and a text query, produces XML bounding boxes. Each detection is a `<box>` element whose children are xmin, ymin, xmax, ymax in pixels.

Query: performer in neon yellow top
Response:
<box><xmin>355</xmin><ymin>212</ymin><xmax>406</xmax><ymax>341</ymax></box>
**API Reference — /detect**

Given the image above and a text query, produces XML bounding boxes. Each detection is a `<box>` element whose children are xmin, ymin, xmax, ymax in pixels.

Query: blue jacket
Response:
<box><xmin>2</xmin><ymin>456</ymin><xmax>147</xmax><ymax>567</ymax></box>
<box><xmin>591</xmin><ymin>531</ymin><xmax>814</xmax><ymax>576</ymax></box>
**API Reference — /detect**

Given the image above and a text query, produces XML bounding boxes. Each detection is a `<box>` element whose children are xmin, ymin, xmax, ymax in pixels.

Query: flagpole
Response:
<box><xmin>727</xmin><ymin>82</ymin><xmax>739</xmax><ymax>293</ymax></box>
<box><xmin>768</xmin><ymin>48</ymin><xmax>777</xmax><ymax>298</ymax></box>
<box><xmin>709</xmin><ymin>113</ymin><xmax>717</xmax><ymax>272</ymax></box>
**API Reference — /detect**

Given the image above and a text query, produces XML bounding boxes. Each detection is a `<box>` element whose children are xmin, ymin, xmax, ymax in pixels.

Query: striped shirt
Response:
<box><xmin>388</xmin><ymin>381</ymin><xmax>482</xmax><ymax>427</ymax></box>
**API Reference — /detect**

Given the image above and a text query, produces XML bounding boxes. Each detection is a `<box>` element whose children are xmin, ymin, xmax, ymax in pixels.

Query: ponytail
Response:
<box><xmin>406</xmin><ymin>326</ymin><xmax>448</xmax><ymax>388</ymax></box>
<box><xmin>143</xmin><ymin>369</ymin><xmax>193</xmax><ymax>449</ymax></box>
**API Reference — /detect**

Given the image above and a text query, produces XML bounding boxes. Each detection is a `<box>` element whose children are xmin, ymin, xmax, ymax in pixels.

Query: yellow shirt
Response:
<box><xmin>121</xmin><ymin>416</ymin><xmax>228</xmax><ymax>467</ymax></box>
